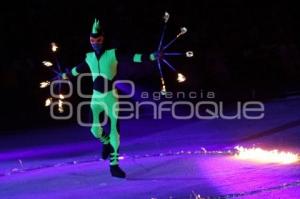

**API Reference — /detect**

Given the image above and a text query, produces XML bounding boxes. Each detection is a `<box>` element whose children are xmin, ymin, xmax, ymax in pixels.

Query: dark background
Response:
<box><xmin>1</xmin><ymin>1</ymin><xmax>300</xmax><ymax>133</ymax></box>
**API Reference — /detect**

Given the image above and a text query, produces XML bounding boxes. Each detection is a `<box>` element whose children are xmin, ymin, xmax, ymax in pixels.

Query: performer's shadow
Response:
<box><xmin>126</xmin><ymin>158</ymin><xmax>208</xmax><ymax>181</ymax></box>
<box><xmin>126</xmin><ymin>160</ymin><xmax>221</xmax><ymax>197</ymax></box>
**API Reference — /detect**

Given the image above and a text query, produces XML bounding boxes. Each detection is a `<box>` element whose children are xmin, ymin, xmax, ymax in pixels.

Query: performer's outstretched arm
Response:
<box><xmin>62</xmin><ymin>61</ymin><xmax>90</xmax><ymax>79</ymax></box>
<box><xmin>114</xmin><ymin>49</ymin><xmax>156</xmax><ymax>80</ymax></box>
<box><xmin>115</xmin><ymin>49</ymin><xmax>156</xmax><ymax>64</ymax></box>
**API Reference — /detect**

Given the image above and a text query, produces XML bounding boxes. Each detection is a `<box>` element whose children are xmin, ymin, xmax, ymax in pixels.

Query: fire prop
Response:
<box><xmin>155</xmin><ymin>11</ymin><xmax>193</xmax><ymax>95</ymax></box>
<box><xmin>234</xmin><ymin>146</ymin><xmax>299</xmax><ymax>164</ymax></box>
<box><xmin>40</xmin><ymin>42</ymin><xmax>66</xmax><ymax>113</ymax></box>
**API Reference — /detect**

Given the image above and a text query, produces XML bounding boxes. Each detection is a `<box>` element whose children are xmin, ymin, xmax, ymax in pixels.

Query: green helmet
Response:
<box><xmin>91</xmin><ymin>18</ymin><xmax>104</xmax><ymax>37</ymax></box>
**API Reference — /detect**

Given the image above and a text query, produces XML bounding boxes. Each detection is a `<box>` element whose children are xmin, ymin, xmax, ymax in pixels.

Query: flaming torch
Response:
<box><xmin>41</xmin><ymin>42</ymin><xmax>68</xmax><ymax>114</ymax></box>
<box><xmin>51</xmin><ymin>42</ymin><xmax>58</xmax><ymax>52</ymax></box>
<box><xmin>154</xmin><ymin>11</ymin><xmax>193</xmax><ymax>93</ymax></box>
<box><xmin>40</xmin><ymin>81</ymin><xmax>50</xmax><ymax>88</ymax></box>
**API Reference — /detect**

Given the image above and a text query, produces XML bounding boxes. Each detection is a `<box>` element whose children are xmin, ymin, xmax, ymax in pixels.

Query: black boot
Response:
<box><xmin>110</xmin><ymin>165</ymin><xmax>126</xmax><ymax>178</ymax></box>
<box><xmin>99</xmin><ymin>134</ymin><xmax>110</xmax><ymax>160</ymax></box>
<box><xmin>109</xmin><ymin>151</ymin><xmax>126</xmax><ymax>178</ymax></box>
<box><xmin>102</xmin><ymin>143</ymin><xmax>111</xmax><ymax>160</ymax></box>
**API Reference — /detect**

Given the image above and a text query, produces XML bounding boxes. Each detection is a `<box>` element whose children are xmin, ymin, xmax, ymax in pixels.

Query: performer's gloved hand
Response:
<box><xmin>149</xmin><ymin>51</ymin><xmax>159</xmax><ymax>61</ymax></box>
<box><xmin>59</xmin><ymin>72</ymin><xmax>68</xmax><ymax>80</ymax></box>
<box><xmin>62</xmin><ymin>73</ymin><xmax>68</xmax><ymax>80</ymax></box>
<box><xmin>60</xmin><ymin>68</ymin><xmax>71</xmax><ymax>80</ymax></box>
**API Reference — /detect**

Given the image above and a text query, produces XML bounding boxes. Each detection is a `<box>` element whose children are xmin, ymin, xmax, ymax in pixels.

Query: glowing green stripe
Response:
<box><xmin>71</xmin><ymin>67</ymin><xmax>79</xmax><ymax>76</ymax></box>
<box><xmin>133</xmin><ymin>54</ymin><xmax>142</xmax><ymax>63</ymax></box>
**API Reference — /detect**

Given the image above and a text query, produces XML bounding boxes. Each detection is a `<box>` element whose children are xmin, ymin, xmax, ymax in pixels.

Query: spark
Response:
<box><xmin>192</xmin><ymin>191</ymin><xmax>204</xmax><ymax>199</ymax></box>
<box><xmin>42</xmin><ymin>61</ymin><xmax>53</xmax><ymax>67</ymax></box>
<box><xmin>40</xmin><ymin>81</ymin><xmax>50</xmax><ymax>88</ymax></box>
<box><xmin>18</xmin><ymin>159</ymin><xmax>24</xmax><ymax>169</ymax></box>
<box><xmin>234</xmin><ymin>146</ymin><xmax>299</xmax><ymax>164</ymax></box>
<box><xmin>59</xmin><ymin>94</ymin><xmax>64</xmax><ymax>99</ymax></box>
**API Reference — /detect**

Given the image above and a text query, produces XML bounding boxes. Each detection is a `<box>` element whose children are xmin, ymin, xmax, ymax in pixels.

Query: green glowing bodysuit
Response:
<box><xmin>65</xmin><ymin>18</ymin><xmax>155</xmax><ymax>178</ymax></box>
<box><xmin>69</xmin><ymin>49</ymin><xmax>155</xmax><ymax>167</ymax></box>
<box><xmin>73</xmin><ymin>49</ymin><xmax>119</xmax><ymax>165</ymax></box>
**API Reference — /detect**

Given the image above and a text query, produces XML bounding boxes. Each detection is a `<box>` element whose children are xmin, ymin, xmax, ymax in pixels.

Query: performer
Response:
<box><xmin>63</xmin><ymin>19</ymin><xmax>156</xmax><ymax>178</ymax></box>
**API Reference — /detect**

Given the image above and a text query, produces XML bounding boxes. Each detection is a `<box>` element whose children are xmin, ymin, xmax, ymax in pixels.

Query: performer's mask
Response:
<box><xmin>90</xmin><ymin>36</ymin><xmax>104</xmax><ymax>53</ymax></box>
<box><xmin>90</xmin><ymin>18</ymin><xmax>105</xmax><ymax>53</ymax></box>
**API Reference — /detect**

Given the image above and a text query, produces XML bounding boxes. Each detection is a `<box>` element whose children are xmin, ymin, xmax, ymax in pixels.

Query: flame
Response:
<box><xmin>45</xmin><ymin>98</ymin><xmax>52</xmax><ymax>107</ymax></box>
<box><xmin>234</xmin><ymin>146</ymin><xmax>299</xmax><ymax>164</ymax></box>
<box><xmin>160</xmin><ymin>78</ymin><xmax>167</xmax><ymax>95</ymax></box>
<box><xmin>177</xmin><ymin>27</ymin><xmax>187</xmax><ymax>37</ymax></box>
<box><xmin>51</xmin><ymin>42</ymin><xmax>58</xmax><ymax>52</ymax></box>
<box><xmin>40</xmin><ymin>81</ymin><xmax>50</xmax><ymax>88</ymax></box>
<box><xmin>58</xmin><ymin>99</ymin><xmax>64</xmax><ymax>113</ymax></box>
<box><xmin>119</xmin><ymin>156</ymin><xmax>125</xmax><ymax>160</ymax></box>
<box><xmin>177</xmin><ymin>73</ymin><xmax>186</xmax><ymax>83</ymax></box>
<box><xmin>160</xmin><ymin>77</ymin><xmax>165</xmax><ymax>85</ymax></box>
<box><xmin>163</xmin><ymin>12</ymin><xmax>170</xmax><ymax>23</ymax></box>
<box><xmin>186</xmin><ymin>51</ymin><xmax>194</xmax><ymax>57</ymax></box>
<box><xmin>176</xmin><ymin>27</ymin><xmax>187</xmax><ymax>37</ymax></box>
<box><xmin>180</xmin><ymin>27</ymin><xmax>187</xmax><ymax>34</ymax></box>
<box><xmin>160</xmin><ymin>85</ymin><xmax>167</xmax><ymax>95</ymax></box>
<box><xmin>42</xmin><ymin>61</ymin><xmax>53</xmax><ymax>67</ymax></box>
